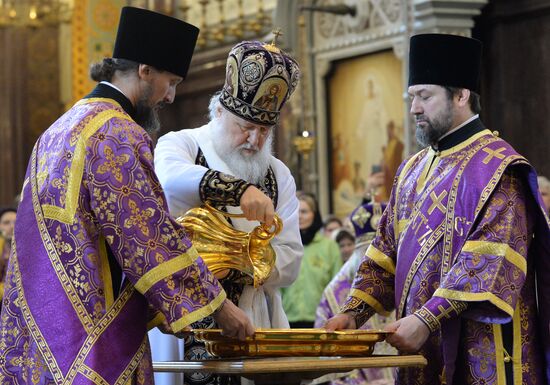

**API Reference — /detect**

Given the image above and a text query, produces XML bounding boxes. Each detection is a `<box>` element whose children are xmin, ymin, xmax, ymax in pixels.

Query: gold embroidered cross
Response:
<box><xmin>428</xmin><ymin>190</ymin><xmax>448</xmax><ymax>215</ymax></box>
<box><xmin>352</xmin><ymin>206</ymin><xmax>371</xmax><ymax>228</ymax></box>
<box><xmin>437</xmin><ymin>304</ymin><xmax>455</xmax><ymax>320</ymax></box>
<box><xmin>482</xmin><ymin>147</ymin><xmax>506</xmax><ymax>164</ymax></box>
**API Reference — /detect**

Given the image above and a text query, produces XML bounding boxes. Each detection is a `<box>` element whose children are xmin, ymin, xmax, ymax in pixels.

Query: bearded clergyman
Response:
<box><xmin>0</xmin><ymin>7</ymin><xmax>255</xmax><ymax>384</ymax></box>
<box><xmin>150</xmin><ymin>40</ymin><xmax>304</xmax><ymax>385</ymax></box>
<box><xmin>326</xmin><ymin>34</ymin><xmax>550</xmax><ymax>385</ymax></box>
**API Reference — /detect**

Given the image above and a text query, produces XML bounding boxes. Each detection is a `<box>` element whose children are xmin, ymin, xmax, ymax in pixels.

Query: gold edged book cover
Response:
<box><xmin>193</xmin><ymin>329</ymin><xmax>391</xmax><ymax>358</ymax></box>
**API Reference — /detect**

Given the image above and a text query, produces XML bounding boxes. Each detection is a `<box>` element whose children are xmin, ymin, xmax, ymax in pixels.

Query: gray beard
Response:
<box><xmin>210</xmin><ymin>118</ymin><xmax>273</xmax><ymax>185</ymax></box>
<box><xmin>415</xmin><ymin>123</ymin><xmax>448</xmax><ymax>148</ymax></box>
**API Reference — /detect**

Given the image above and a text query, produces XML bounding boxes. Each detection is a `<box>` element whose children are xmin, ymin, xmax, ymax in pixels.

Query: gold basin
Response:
<box><xmin>193</xmin><ymin>328</ymin><xmax>391</xmax><ymax>358</ymax></box>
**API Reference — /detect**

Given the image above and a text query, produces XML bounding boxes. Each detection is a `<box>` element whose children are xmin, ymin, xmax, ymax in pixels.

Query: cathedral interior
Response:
<box><xmin>1</xmin><ymin>0</ymin><xmax>549</xmax><ymax>217</ymax></box>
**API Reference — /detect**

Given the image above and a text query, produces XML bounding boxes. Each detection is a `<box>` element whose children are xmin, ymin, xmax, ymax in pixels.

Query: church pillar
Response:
<box><xmin>412</xmin><ymin>0</ymin><xmax>488</xmax><ymax>34</ymax></box>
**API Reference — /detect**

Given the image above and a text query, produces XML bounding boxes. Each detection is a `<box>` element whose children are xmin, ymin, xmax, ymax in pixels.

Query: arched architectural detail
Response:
<box><xmin>307</xmin><ymin>0</ymin><xmax>487</xmax><ymax>214</ymax></box>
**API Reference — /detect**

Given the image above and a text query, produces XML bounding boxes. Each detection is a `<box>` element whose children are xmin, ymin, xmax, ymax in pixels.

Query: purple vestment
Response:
<box><xmin>342</xmin><ymin>129</ymin><xmax>550</xmax><ymax>385</ymax></box>
<box><xmin>315</xmin><ymin>246</ymin><xmax>396</xmax><ymax>385</ymax></box>
<box><xmin>0</xmin><ymin>98</ymin><xmax>225</xmax><ymax>384</ymax></box>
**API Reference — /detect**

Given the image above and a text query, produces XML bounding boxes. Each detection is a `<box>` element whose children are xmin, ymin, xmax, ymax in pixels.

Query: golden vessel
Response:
<box><xmin>193</xmin><ymin>328</ymin><xmax>391</xmax><ymax>358</ymax></box>
<box><xmin>176</xmin><ymin>203</ymin><xmax>282</xmax><ymax>288</ymax></box>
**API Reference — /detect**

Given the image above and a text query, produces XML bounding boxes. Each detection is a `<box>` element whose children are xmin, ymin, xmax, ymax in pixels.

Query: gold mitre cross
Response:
<box><xmin>264</xmin><ymin>28</ymin><xmax>283</xmax><ymax>53</ymax></box>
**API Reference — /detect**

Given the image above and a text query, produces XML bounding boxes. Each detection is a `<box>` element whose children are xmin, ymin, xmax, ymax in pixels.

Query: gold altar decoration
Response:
<box><xmin>178</xmin><ymin>0</ymin><xmax>273</xmax><ymax>49</ymax></box>
<box><xmin>176</xmin><ymin>203</ymin><xmax>282</xmax><ymax>288</ymax></box>
<box><xmin>293</xmin><ymin>130</ymin><xmax>315</xmax><ymax>161</ymax></box>
<box><xmin>0</xmin><ymin>0</ymin><xmax>72</xmax><ymax>28</ymax></box>
<box><xmin>193</xmin><ymin>328</ymin><xmax>390</xmax><ymax>358</ymax></box>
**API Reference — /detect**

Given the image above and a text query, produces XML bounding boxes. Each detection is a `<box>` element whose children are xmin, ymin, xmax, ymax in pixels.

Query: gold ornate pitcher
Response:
<box><xmin>176</xmin><ymin>203</ymin><xmax>282</xmax><ymax>288</ymax></box>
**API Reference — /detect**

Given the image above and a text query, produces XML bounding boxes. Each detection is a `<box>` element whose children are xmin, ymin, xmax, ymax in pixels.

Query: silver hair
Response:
<box><xmin>538</xmin><ymin>176</ymin><xmax>550</xmax><ymax>192</ymax></box>
<box><xmin>208</xmin><ymin>91</ymin><xmax>223</xmax><ymax>121</ymax></box>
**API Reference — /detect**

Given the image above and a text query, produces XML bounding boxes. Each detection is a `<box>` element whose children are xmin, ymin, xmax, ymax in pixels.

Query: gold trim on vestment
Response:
<box><xmin>462</xmin><ymin>240</ymin><xmax>527</xmax><ymax>274</ymax></box>
<box><xmin>147</xmin><ymin>311</ymin><xmax>165</xmax><ymax>331</ymax></box>
<box><xmin>493</xmin><ymin>323</ymin><xmax>507</xmax><ymax>385</ymax></box>
<box><xmin>113</xmin><ymin>337</ymin><xmax>149</xmax><ymax>385</ymax></box>
<box><xmin>348</xmin><ymin>288</ymin><xmax>392</xmax><ymax>316</ymax></box>
<box><xmin>440</xmin><ymin>151</ymin><xmax>526</xmax><ymax>281</ymax></box>
<box><xmin>397</xmin><ymin>223</ymin><xmax>445</xmax><ymax>317</ymax></box>
<box><xmin>434</xmin><ymin>288</ymin><xmax>514</xmax><ymax>316</ymax></box>
<box><xmin>366</xmin><ymin>245</ymin><xmax>395</xmax><ymax>275</ymax></box>
<box><xmin>30</xmin><ymin>145</ymin><xmax>96</xmax><ymax>333</ymax></box>
<box><xmin>99</xmin><ymin>234</ymin><xmax>114</xmax><ymax>308</ymax></box>
<box><xmin>394</xmin><ymin>151</ymin><xmax>424</xmax><ymax>239</ymax></box>
<box><xmin>25</xmin><ymin>141</ymin><xmax>147</xmax><ymax>384</ymax></box>
<box><xmin>11</xmin><ymin>242</ymin><xmax>64</xmax><ymax>383</ymax></box>
<box><xmin>170</xmin><ymin>290</ymin><xmax>227</xmax><ymax>333</ymax></box>
<box><xmin>75</xmin><ymin>98</ymin><xmax>123</xmax><ymax>108</ymax></box>
<box><xmin>416</xmin><ymin>148</ymin><xmax>440</xmax><ymax>195</ymax></box>
<box><xmin>512</xmin><ymin>301</ymin><xmax>522</xmax><ymax>385</ymax></box>
<box><xmin>398</xmin><ymin>134</ymin><xmax>500</xmax><ymax>317</ymax></box>
<box><xmin>79</xmin><ymin>364</ymin><xmax>110</xmax><ymax>385</ymax></box>
<box><xmin>473</xmin><ymin>155</ymin><xmax>527</xmax><ymax>223</ymax></box>
<box><xmin>414</xmin><ymin>307</ymin><xmax>440</xmax><ymax>332</ymax></box>
<box><xmin>134</xmin><ymin>247</ymin><xmax>200</xmax><ymax>293</ymax></box>
<box><xmin>396</xmin><ymin>220</ymin><xmax>407</xmax><ymax>239</ymax></box>
<box><xmin>395</xmin><ymin>137</ymin><xmax>487</xmax><ymax>263</ymax></box>
<box><xmin>438</xmin><ymin>130</ymin><xmax>494</xmax><ymax>158</ymax></box>
<box><xmin>63</xmin><ymin>285</ymin><xmax>140</xmax><ymax>384</ymax></box>
<box><xmin>439</xmin><ymin>134</ymin><xmax>501</xmax><ymax>278</ymax></box>
<box><xmin>42</xmin><ymin>108</ymin><xmax>132</xmax><ymax>224</ymax></box>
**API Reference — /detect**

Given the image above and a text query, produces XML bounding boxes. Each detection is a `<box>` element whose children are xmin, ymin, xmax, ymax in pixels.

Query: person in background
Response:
<box><xmin>0</xmin><ymin>7</ymin><xmax>253</xmax><ymax>383</ymax></box>
<box><xmin>323</xmin><ymin>215</ymin><xmax>343</xmax><ymax>238</ymax></box>
<box><xmin>538</xmin><ymin>176</ymin><xmax>550</xmax><ymax>214</ymax></box>
<box><xmin>316</xmin><ymin>201</ymin><xmax>395</xmax><ymax>385</ymax></box>
<box><xmin>325</xmin><ymin>33</ymin><xmax>550</xmax><ymax>385</ymax></box>
<box><xmin>0</xmin><ymin>208</ymin><xmax>16</xmax><ymax>245</ymax></box>
<box><xmin>334</xmin><ymin>228</ymin><xmax>355</xmax><ymax>264</ymax></box>
<box><xmin>282</xmin><ymin>192</ymin><xmax>342</xmax><ymax>328</ymax></box>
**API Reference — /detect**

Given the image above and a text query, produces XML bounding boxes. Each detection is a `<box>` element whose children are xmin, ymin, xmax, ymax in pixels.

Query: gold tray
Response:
<box><xmin>193</xmin><ymin>328</ymin><xmax>391</xmax><ymax>358</ymax></box>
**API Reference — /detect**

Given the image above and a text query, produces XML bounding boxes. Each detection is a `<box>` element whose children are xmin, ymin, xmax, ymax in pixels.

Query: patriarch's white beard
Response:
<box><xmin>210</xmin><ymin>118</ymin><xmax>273</xmax><ymax>185</ymax></box>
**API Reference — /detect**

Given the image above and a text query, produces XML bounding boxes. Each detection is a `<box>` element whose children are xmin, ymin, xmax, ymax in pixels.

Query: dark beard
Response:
<box><xmin>415</xmin><ymin>103</ymin><xmax>454</xmax><ymax>147</ymax></box>
<box><xmin>134</xmin><ymin>85</ymin><xmax>163</xmax><ymax>135</ymax></box>
<box><xmin>134</xmin><ymin>100</ymin><xmax>161</xmax><ymax>135</ymax></box>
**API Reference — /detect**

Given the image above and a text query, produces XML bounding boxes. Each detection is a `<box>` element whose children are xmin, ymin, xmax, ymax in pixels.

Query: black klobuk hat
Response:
<box><xmin>113</xmin><ymin>7</ymin><xmax>199</xmax><ymax>79</ymax></box>
<box><xmin>408</xmin><ymin>33</ymin><xmax>482</xmax><ymax>92</ymax></box>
